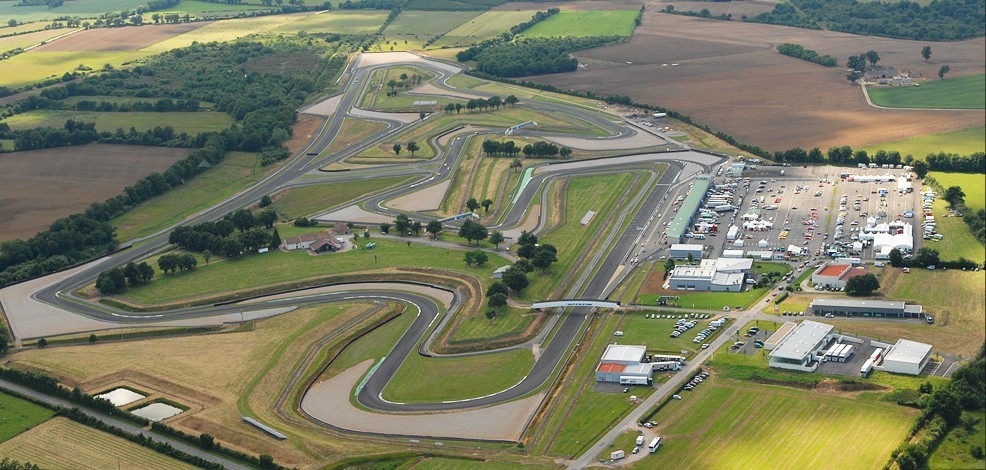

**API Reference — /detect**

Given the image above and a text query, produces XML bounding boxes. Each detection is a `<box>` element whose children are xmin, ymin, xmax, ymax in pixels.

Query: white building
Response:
<box><xmin>669</xmin><ymin>244</ymin><xmax>703</xmax><ymax>261</ymax></box>
<box><xmin>668</xmin><ymin>258</ymin><xmax>749</xmax><ymax>292</ymax></box>
<box><xmin>600</xmin><ymin>344</ymin><xmax>646</xmax><ymax>365</ymax></box>
<box><xmin>880</xmin><ymin>339</ymin><xmax>932</xmax><ymax>375</ymax></box>
<box><xmin>768</xmin><ymin>320</ymin><xmax>835</xmax><ymax>372</ymax></box>
<box><xmin>722</xmin><ymin>249</ymin><xmax>744</xmax><ymax>258</ymax></box>
<box><xmin>595</xmin><ymin>344</ymin><xmax>652</xmax><ymax>383</ymax></box>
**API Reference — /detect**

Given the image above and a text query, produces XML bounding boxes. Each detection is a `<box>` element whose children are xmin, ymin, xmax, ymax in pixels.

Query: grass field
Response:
<box><xmin>272</xmin><ymin>10</ymin><xmax>388</xmax><ymax>35</ymax></box>
<box><xmin>153</xmin><ymin>0</ymin><xmax>271</xmax><ymax>14</ymax></box>
<box><xmin>867</xmin><ymin>74</ymin><xmax>986</xmax><ymax>109</ymax></box>
<box><xmin>111</xmin><ymin>151</ymin><xmax>262</xmax><ymax>242</ymax></box>
<box><xmin>521</xmin><ymin>10</ymin><xmax>639</xmax><ymax>37</ymax></box>
<box><xmin>861</xmin><ymin>125</ymin><xmax>985</xmax><ymax>158</ymax></box>
<box><xmin>0</xmin><ymin>392</ymin><xmax>54</xmax><ymax>443</ymax></box>
<box><xmin>927</xmin><ymin>196</ymin><xmax>985</xmax><ymax>262</ymax></box>
<box><xmin>0</xmin><ymin>0</ymin><xmax>148</xmax><ymax>23</ymax></box>
<box><xmin>930</xmin><ymin>172</ymin><xmax>985</xmax><ymax>211</ymax></box>
<box><xmin>322</xmin><ymin>118</ymin><xmax>389</xmax><ymax>156</ymax></box>
<box><xmin>0</xmin><ymin>417</ymin><xmax>197</xmax><ymax>469</ymax></box>
<box><xmin>119</xmin><ymin>237</ymin><xmax>509</xmax><ymax>305</ymax></box>
<box><xmin>617</xmin><ymin>314</ymin><xmax>726</xmax><ymax>354</ymax></box>
<box><xmin>269</xmin><ymin>176</ymin><xmax>413</xmax><ymax>219</ymax></box>
<box><xmin>439</xmin><ymin>134</ymin><xmax>530</xmax><ymax>218</ymax></box>
<box><xmin>382</xmin><ymin>346</ymin><xmax>534</xmax><ymax>402</ymax></box>
<box><xmin>4</xmin><ymin>109</ymin><xmax>232</xmax><ymax>134</ymax></box>
<box><xmin>633</xmin><ymin>377</ymin><xmax>917</xmax><ymax>469</ymax></box>
<box><xmin>639</xmin><ymin>287</ymin><xmax>768</xmax><ymax>311</ymax></box>
<box><xmin>446</xmin><ymin>306</ymin><xmax>537</xmax><ymax>343</ymax></box>
<box><xmin>928</xmin><ymin>410</ymin><xmax>986</xmax><ymax>469</ymax></box>
<box><xmin>0</xmin><ymin>50</ymin><xmax>149</xmax><ymax>88</ymax></box>
<box><xmin>383</xmin><ymin>10</ymin><xmax>480</xmax><ymax>37</ymax></box>
<box><xmin>433</xmin><ymin>10</ymin><xmax>537</xmax><ymax>47</ymax></box>
<box><xmin>142</xmin><ymin>14</ymin><xmax>303</xmax><ymax>52</ymax></box>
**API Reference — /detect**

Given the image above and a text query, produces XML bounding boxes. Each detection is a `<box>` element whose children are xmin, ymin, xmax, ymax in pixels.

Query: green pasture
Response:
<box><xmin>930</xmin><ymin>172</ymin><xmax>985</xmax><ymax>211</ymax></box>
<box><xmin>860</xmin><ymin>125</ymin><xmax>984</xmax><ymax>157</ymax></box>
<box><xmin>928</xmin><ymin>195</ymin><xmax>984</xmax><ymax>262</ymax></box>
<box><xmin>3</xmin><ymin>109</ymin><xmax>232</xmax><ymax>134</ymax></box>
<box><xmin>269</xmin><ymin>176</ymin><xmax>413</xmax><ymax>219</ymax></box>
<box><xmin>639</xmin><ymin>287</ymin><xmax>768</xmax><ymax>311</ymax></box>
<box><xmin>433</xmin><ymin>10</ymin><xmax>537</xmax><ymax>47</ymax></box>
<box><xmin>273</xmin><ymin>10</ymin><xmax>388</xmax><ymax>35</ymax></box>
<box><xmin>120</xmin><ymin>237</ymin><xmax>510</xmax><ymax>305</ymax></box>
<box><xmin>633</xmin><ymin>377</ymin><xmax>917</xmax><ymax>470</ymax></box>
<box><xmin>0</xmin><ymin>392</ymin><xmax>54</xmax><ymax>443</ymax></box>
<box><xmin>323</xmin><ymin>301</ymin><xmax>417</xmax><ymax>379</ymax></box>
<box><xmin>382</xmin><ymin>347</ymin><xmax>533</xmax><ymax>402</ymax></box>
<box><xmin>521</xmin><ymin>10</ymin><xmax>639</xmax><ymax>37</ymax></box>
<box><xmin>0</xmin><ymin>0</ymin><xmax>148</xmax><ymax>24</ymax></box>
<box><xmin>153</xmin><ymin>0</ymin><xmax>271</xmax><ymax>14</ymax></box>
<box><xmin>142</xmin><ymin>14</ymin><xmax>303</xmax><ymax>52</ymax></box>
<box><xmin>414</xmin><ymin>457</ymin><xmax>550</xmax><ymax>470</ymax></box>
<box><xmin>111</xmin><ymin>151</ymin><xmax>262</xmax><ymax>242</ymax></box>
<box><xmin>752</xmin><ymin>261</ymin><xmax>792</xmax><ymax>277</ymax></box>
<box><xmin>867</xmin><ymin>74</ymin><xmax>985</xmax><ymax>109</ymax></box>
<box><xmin>0</xmin><ymin>50</ymin><xmax>149</xmax><ymax>88</ymax></box>
<box><xmin>447</xmin><ymin>307</ymin><xmax>535</xmax><ymax>343</ymax></box>
<box><xmin>383</xmin><ymin>10</ymin><xmax>480</xmax><ymax>37</ymax></box>
<box><xmin>445</xmin><ymin>73</ymin><xmax>487</xmax><ymax>89</ymax></box>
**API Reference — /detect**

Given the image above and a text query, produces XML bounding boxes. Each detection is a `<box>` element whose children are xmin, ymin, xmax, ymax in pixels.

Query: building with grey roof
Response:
<box><xmin>809</xmin><ymin>298</ymin><xmax>923</xmax><ymax>319</ymax></box>
<box><xmin>768</xmin><ymin>320</ymin><xmax>834</xmax><ymax>372</ymax></box>
<box><xmin>666</xmin><ymin>176</ymin><xmax>711</xmax><ymax>242</ymax></box>
<box><xmin>880</xmin><ymin>339</ymin><xmax>932</xmax><ymax>375</ymax></box>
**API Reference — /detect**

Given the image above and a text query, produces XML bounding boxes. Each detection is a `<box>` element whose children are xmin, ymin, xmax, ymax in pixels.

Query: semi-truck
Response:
<box><xmin>860</xmin><ymin>358</ymin><xmax>874</xmax><ymax>377</ymax></box>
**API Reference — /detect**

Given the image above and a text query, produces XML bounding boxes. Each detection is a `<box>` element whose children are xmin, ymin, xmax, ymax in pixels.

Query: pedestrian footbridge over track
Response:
<box><xmin>531</xmin><ymin>300</ymin><xmax>621</xmax><ymax>310</ymax></box>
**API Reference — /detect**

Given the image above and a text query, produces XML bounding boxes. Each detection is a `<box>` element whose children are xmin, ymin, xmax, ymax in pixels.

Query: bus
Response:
<box><xmin>649</xmin><ymin>437</ymin><xmax>662</xmax><ymax>453</ymax></box>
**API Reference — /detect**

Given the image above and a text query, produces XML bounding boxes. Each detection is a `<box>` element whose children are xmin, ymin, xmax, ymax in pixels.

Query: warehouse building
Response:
<box><xmin>810</xmin><ymin>264</ymin><xmax>870</xmax><ymax>289</ymax></box>
<box><xmin>595</xmin><ymin>344</ymin><xmax>653</xmax><ymax>384</ymax></box>
<box><xmin>666</xmin><ymin>176</ymin><xmax>712</xmax><ymax>242</ymax></box>
<box><xmin>669</xmin><ymin>244</ymin><xmax>704</xmax><ymax>261</ymax></box>
<box><xmin>768</xmin><ymin>320</ymin><xmax>835</xmax><ymax>372</ymax></box>
<box><xmin>880</xmin><ymin>339</ymin><xmax>933</xmax><ymax>375</ymax></box>
<box><xmin>809</xmin><ymin>298</ymin><xmax>924</xmax><ymax>319</ymax></box>
<box><xmin>668</xmin><ymin>258</ymin><xmax>751</xmax><ymax>292</ymax></box>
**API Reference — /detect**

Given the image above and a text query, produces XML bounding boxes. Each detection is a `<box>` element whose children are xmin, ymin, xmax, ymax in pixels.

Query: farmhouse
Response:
<box><xmin>879</xmin><ymin>339</ymin><xmax>933</xmax><ymax>375</ymax></box>
<box><xmin>668</xmin><ymin>258</ymin><xmax>751</xmax><ymax>292</ymax></box>
<box><xmin>768</xmin><ymin>320</ymin><xmax>835</xmax><ymax>372</ymax></box>
<box><xmin>595</xmin><ymin>344</ymin><xmax>652</xmax><ymax>384</ymax></box>
<box><xmin>283</xmin><ymin>231</ymin><xmax>344</xmax><ymax>253</ymax></box>
<box><xmin>810</xmin><ymin>264</ymin><xmax>870</xmax><ymax>289</ymax></box>
<box><xmin>809</xmin><ymin>298</ymin><xmax>924</xmax><ymax>319</ymax></box>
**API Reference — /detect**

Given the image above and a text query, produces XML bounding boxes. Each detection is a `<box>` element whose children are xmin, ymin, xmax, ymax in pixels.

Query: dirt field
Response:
<box><xmin>531</xmin><ymin>7</ymin><xmax>986</xmax><ymax>151</ymax></box>
<box><xmin>284</xmin><ymin>113</ymin><xmax>325</xmax><ymax>155</ymax></box>
<box><xmin>32</xmin><ymin>23</ymin><xmax>204</xmax><ymax>52</ymax></box>
<box><xmin>0</xmin><ymin>144</ymin><xmax>189</xmax><ymax>241</ymax></box>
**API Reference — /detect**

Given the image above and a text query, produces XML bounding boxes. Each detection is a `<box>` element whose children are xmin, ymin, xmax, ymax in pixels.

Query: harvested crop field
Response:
<box><xmin>532</xmin><ymin>11</ymin><xmax>986</xmax><ymax>151</ymax></box>
<box><xmin>32</xmin><ymin>23</ymin><xmax>204</xmax><ymax>52</ymax></box>
<box><xmin>0</xmin><ymin>144</ymin><xmax>189</xmax><ymax>241</ymax></box>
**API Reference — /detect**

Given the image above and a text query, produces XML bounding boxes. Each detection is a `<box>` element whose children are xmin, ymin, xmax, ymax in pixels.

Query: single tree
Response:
<box><xmin>502</xmin><ymin>267</ymin><xmax>529</xmax><ymax>293</ymax></box>
<box><xmin>199</xmin><ymin>434</ymin><xmax>215</xmax><ymax>450</ymax></box>
<box><xmin>466</xmin><ymin>197</ymin><xmax>480</xmax><ymax>213</ymax></box>
<box><xmin>888</xmin><ymin>248</ymin><xmax>903</xmax><ymax>267</ymax></box>
<box><xmin>687</xmin><ymin>253</ymin><xmax>695</xmax><ymax>264</ymax></box>
<box><xmin>921</xmin><ymin>45</ymin><xmax>932</xmax><ymax>62</ymax></box>
<box><xmin>472</xmin><ymin>250</ymin><xmax>488</xmax><ymax>266</ymax></box>
<box><xmin>419</xmin><ymin>111</ymin><xmax>426</xmax><ymax>121</ymax></box>
<box><xmin>203</xmin><ymin>249</ymin><xmax>212</xmax><ymax>265</ymax></box>
<box><xmin>387</xmin><ymin>79</ymin><xmax>398</xmax><ymax>92</ymax></box>
<box><xmin>392</xmin><ymin>143</ymin><xmax>402</xmax><ymax>155</ymax></box>
<box><xmin>504</xmin><ymin>95</ymin><xmax>519</xmax><ymax>107</ymax></box>
<box><xmin>410</xmin><ymin>220</ymin><xmax>422</xmax><ymax>236</ymax></box>
<box><xmin>487</xmin><ymin>281</ymin><xmax>509</xmax><ymax>297</ymax></box>
<box><xmin>379</xmin><ymin>222</ymin><xmax>391</xmax><ymax>234</ymax></box>
<box><xmin>845</xmin><ymin>273</ymin><xmax>880</xmax><ymax>296</ymax></box>
<box><xmin>89</xmin><ymin>333</ymin><xmax>97</xmax><ymax>344</ymax></box>
<box><xmin>510</xmin><ymin>158</ymin><xmax>523</xmax><ymax>172</ymax></box>
<box><xmin>481</xmin><ymin>198</ymin><xmax>494</xmax><ymax>213</ymax></box>
<box><xmin>454</xmin><ymin>103</ymin><xmax>463</xmax><ymax>114</ymax></box>
<box><xmin>485</xmin><ymin>308</ymin><xmax>497</xmax><ymax>324</ymax></box>
<box><xmin>489</xmin><ymin>231</ymin><xmax>505</xmax><ymax>250</ymax></box>
<box><xmin>406</xmin><ymin>141</ymin><xmax>419</xmax><ymax>156</ymax></box>
<box><xmin>938</xmin><ymin>65</ymin><xmax>950</xmax><ymax>79</ymax></box>
<box><xmin>37</xmin><ymin>337</ymin><xmax>47</xmax><ymax>348</ymax></box>
<box><xmin>532</xmin><ymin>247</ymin><xmax>557</xmax><ymax>271</ymax></box>
<box><xmin>915</xmin><ymin>247</ymin><xmax>940</xmax><ymax>267</ymax></box>
<box><xmin>426</xmin><ymin>220</ymin><xmax>443</xmax><ymax>239</ymax></box>
<box><xmin>259</xmin><ymin>195</ymin><xmax>272</xmax><ymax>207</ymax></box>
<box><xmin>943</xmin><ymin>186</ymin><xmax>965</xmax><ymax>206</ymax></box>
<box><xmin>864</xmin><ymin>50</ymin><xmax>880</xmax><ymax>66</ymax></box>
<box><xmin>399</xmin><ymin>72</ymin><xmax>408</xmax><ymax>85</ymax></box>
<box><xmin>488</xmin><ymin>292</ymin><xmax>508</xmax><ymax>309</ymax></box>
<box><xmin>663</xmin><ymin>258</ymin><xmax>676</xmax><ymax>278</ymax></box>
<box><xmin>559</xmin><ymin>147</ymin><xmax>572</xmax><ymax>159</ymax></box>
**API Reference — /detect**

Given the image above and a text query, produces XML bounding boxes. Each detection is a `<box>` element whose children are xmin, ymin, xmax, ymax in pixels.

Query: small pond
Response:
<box><xmin>95</xmin><ymin>388</ymin><xmax>145</xmax><ymax>407</ymax></box>
<box><xmin>130</xmin><ymin>402</ymin><xmax>183</xmax><ymax>421</ymax></box>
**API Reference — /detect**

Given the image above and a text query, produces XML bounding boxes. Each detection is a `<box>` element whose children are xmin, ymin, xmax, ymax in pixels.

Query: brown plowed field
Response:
<box><xmin>32</xmin><ymin>23</ymin><xmax>204</xmax><ymax>52</ymax></box>
<box><xmin>531</xmin><ymin>6</ymin><xmax>986</xmax><ymax>151</ymax></box>
<box><xmin>0</xmin><ymin>144</ymin><xmax>189</xmax><ymax>241</ymax></box>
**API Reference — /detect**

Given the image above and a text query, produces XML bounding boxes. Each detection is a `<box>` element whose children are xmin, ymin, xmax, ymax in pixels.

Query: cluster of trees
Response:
<box><xmin>391</xmin><ymin>140</ymin><xmax>419</xmax><ymax>156</ymax></box>
<box><xmin>481</xmin><ymin>139</ymin><xmax>522</xmax><ymax>157</ymax></box>
<box><xmin>0</xmin><ymin>213</ymin><xmax>117</xmax><ymax>288</ymax></box>
<box><xmin>381</xmin><ymin>214</ymin><xmax>423</xmax><ymax>236</ymax></box>
<box><xmin>463</xmin><ymin>250</ymin><xmax>488</xmax><ymax>266</ymax></box>
<box><xmin>157</xmin><ymin>253</ymin><xmax>199</xmax><ymax>273</ymax></box>
<box><xmin>891</xmin><ymin>345</ymin><xmax>985</xmax><ymax>469</ymax></box>
<box><xmin>0</xmin><ymin>458</ymin><xmax>39</xmax><ymax>470</ymax></box>
<box><xmin>889</xmin><ymin>247</ymin><xmax>981</xmax><ymax>270</ymax></box>
<box><xmin>466</xmin><ymin>197</ymin><xmax>495</xmax><ymax>214</ymax></box>
<box><xmin>509</xmin><ymin>8</ymin><xmax>559</xmax><ymax>35</ymax></box>
<box><xmin>70</xmin><ymin>98</ymin><xmax>201</xmax><ymax>113</ymax></box>
<box><xmin>662</xmin><ymin>6</ymin><xmax>732</xmax><ymax>21</ymax></box>
<box><xmin>515</xmin><ymin>230</ymin><xmax>557</xmax><ymax>271</ymax></box>
<box><xmin>525</xmin><ymin>140</ymin><xmax>571</xmax><ymax>159</ymax></box>
<box><xmin>845</xmin><ymin>273</ymin><xmax>880</xmax><ymax>296</ymax></box>
<box><xmin>1</xmin><ymin>120</ymin><xmax>209</xmax><ymax>152</ymax></box>
<box><xmin>458</xmin><ymin>219</ymin><xmax>489</xmax><ymax>245</ymax></box>
<box><xmin>776</xmin><ymin>43</ymin><xmax>838</xmax><ymax>67</ymax></box>
<box><xmin>925</xmin><ymin>179</ymin><xmax>986</xmax><ymax>244</ymax></box>
<box><xmin>772</xmin><ymin>144</ymin><xmax>985</xmax><ymax>175</ymax></box>
<box><xmin>95</xmin><ymin>261</ymin><xmax>155</xmax><ymax>294</ymax></box>
<box><xmin>748</xmin><ymin>0</ymin><xmax>984</xmax><ymax>41</ymax></box>
<box><xmin>168</xmin><ymin>209</ymin><xmax>280</xmax><ymax>258</ymax></box>
<box><xmin>459</xmin><ymin>36</ymin><xmax>621</xmax><ymax>78</ymax></box>
<box><xmin>385</xmin><ymin>71</ymin><xmax>422</xmax><ymax>92</ymax></box>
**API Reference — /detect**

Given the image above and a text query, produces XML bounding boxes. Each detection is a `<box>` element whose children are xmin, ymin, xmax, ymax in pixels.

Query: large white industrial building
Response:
<box><xmin>767</xmin><ymin>320</ymin><xmax>835</xmax><ymax>372</ymax></box>
<box><xmin>880</xmin><ymin>339</ymin><xmax>933</xmax><ymax>375</ymax></box>
<box><xmin>595</xmin><ymin>344</ymin><xmax>653</xmax><ymax>384</ymax></box>
<box><xmin>668</xmin><ymin>258</ymin><xmax>752</xmax><ymax>292</ymax></box>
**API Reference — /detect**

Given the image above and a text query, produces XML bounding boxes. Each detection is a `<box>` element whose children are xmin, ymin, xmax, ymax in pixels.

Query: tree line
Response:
<box><xmin>890</xmin><ymin>345</ymin><xmax>985</xmax><ymax>469</ymax></box>
<box><xmin>747</xmin><ymin>0</ymin><xmax>984</xmax><ymax>41</ymax></box>
<box><xmin>96</xmin><ymin>261</ymin><xmax>155</xmax><ymax>294</ymax></box>
<box><xmin>772</xmin><ymin>144</ymin><xmax>985</xmax><ymax>175</ymax></box>
<box><xmin>458</xmin><ymin>36</ymin><xmax>622</xmax><ymax>78</ymax></box>
<box><xmin>776</xmin><ymin>43</ymin><xmax>837</xmax><ymax>67</ymax></box>
<box><xmin>168</xmin><ymin>208</ymin><xmax>281</xmax><ymax>258</ymax></box>
<box><xmin>508</xmin><ymin>8</ymin><xmax>559</xmax><ymax>35</ymax></box>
